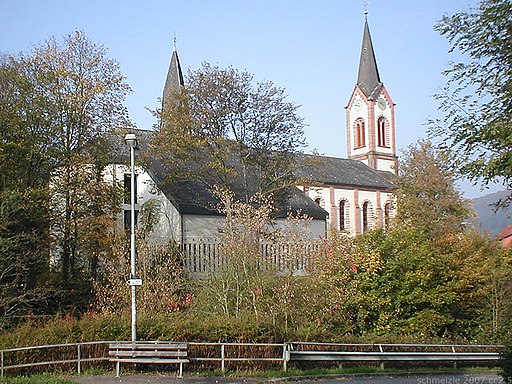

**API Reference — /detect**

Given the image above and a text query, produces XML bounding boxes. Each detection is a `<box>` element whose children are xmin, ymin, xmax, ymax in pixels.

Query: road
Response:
<box><xmin>71</xmin><ymin>372</ymin><xmax>504</xmax><ymax>384</ymax></box>
<box><xmin>303</xmin><ymin>372</ymin><xmax>504</xmax><ymax>383</ymax></box>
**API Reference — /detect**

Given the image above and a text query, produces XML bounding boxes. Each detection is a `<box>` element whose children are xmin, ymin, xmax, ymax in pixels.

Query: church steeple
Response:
<box><xmin>162</xmin><ymin>42</ymin><xmax>184</xmax><ymax>104</ymax></box>
<box><xmin>357</xmin><ymin>17</ymin><xmax>381</xmax><ymax>99</ymax></box>
<box><xmin>346</xmin><ymin>16</ymin><xmax>398</xmax><ymax>175</ymax></box>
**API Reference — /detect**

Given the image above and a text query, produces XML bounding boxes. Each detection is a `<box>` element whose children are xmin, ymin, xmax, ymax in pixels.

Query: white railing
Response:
<box><xmin>181</xmin><ymin>241</ymin><xmax>322</xmax><ymax>274</ymax></box>
<box><xmin>0</xmin><ymin>341</ymin><xmax>504</xmax><ymax>377</ymax></box>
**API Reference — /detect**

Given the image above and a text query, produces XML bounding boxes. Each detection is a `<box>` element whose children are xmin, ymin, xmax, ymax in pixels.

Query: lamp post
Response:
<box><xmin>124</xmin><ymin>133</ymin><xmax>138</xmax><ymax>342</ymax></box>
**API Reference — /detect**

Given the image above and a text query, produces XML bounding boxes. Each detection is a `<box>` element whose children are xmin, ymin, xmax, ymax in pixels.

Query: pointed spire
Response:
<box><xmin>357</xmin><ymin>18</ymin><xmax>381</xmax><ymax>98</ymax></box>
<box><xmin>163</xmin><ymin>38</ymin><xmax>184</xmax><ymax>103</ymax></box>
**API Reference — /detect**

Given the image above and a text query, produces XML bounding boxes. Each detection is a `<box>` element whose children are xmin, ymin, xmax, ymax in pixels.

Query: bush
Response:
<box><xmin>500</xmin><ymin>342</ymin><xmax>512</xmax><ymax>384</ymax></box>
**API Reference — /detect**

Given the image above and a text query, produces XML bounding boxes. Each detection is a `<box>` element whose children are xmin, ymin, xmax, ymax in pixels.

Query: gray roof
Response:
<box><xmin>111</xmin><ymin>131</ymin><xmax>392</xmax><ymax>219</ymax></box>
<box><xmin>155</xmin><ymin>178</ymin><xmax>329</xmax><ymax>220</ymax></box>
<box><xmin>295</xmin><ymin>154</ymin><xmax>394</xmax><ymax>190</ymax></box>
<box><xmin>144</xmin><ymin>149</ymin><xmax>329</xmax><ymax>220</ymax></box>
<box><xmin>357</xmin><ymin>19</ymin><xmax>382</xmax><ymax>99</ymax></box>
<box><xmin>146</xmin><ymin>153</ymin><xmax>392</xmax><ymax>219</ymax></box>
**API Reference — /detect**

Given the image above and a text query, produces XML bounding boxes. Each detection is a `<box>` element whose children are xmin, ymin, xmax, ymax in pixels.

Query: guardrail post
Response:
<box><xmin>378</xmin><ymin>344</ymin><xmax>385</xmax><ymax>370</ymax></box>
<box><xmin>1</xmin><ymin>350</ymin><xmax>4</xmax><ymax>378</ymax></box>
<box><xmin>283</xmin><ymin>343</ymin><xmax>288</xmax><ymax>372</ymax></box>
<box><xmin>221</xmin><ymin>344</ymin><xmax>225</xmax><ymax>373</ymax></box>
<box><xmin>77</xmin><ymin>343</ymin><xmax>81</xmax><ymax>374</ymax></box>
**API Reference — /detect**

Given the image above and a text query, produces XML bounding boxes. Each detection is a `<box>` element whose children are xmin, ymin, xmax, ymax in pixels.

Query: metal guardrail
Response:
<box><xmin>188</xmin><ymin>342</ymin><xmax>288</xmax><ymax>372</ymax></box>
<box><xmin>285</xmin><ymin>342</ymin><xmax>503</xmax><ymax>370</ymax></box>
<box><xmin>0</xmin><ymin>341</ymin><xmax>504</xmax><ymax>377</ymax></box>
<box><xmin>0</xmin><ymin>341</ymin><xmax>113</xmax><ymax>378</ymax></box>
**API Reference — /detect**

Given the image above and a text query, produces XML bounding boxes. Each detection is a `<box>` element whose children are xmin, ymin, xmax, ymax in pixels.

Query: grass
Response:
<box><xmin>0</xmin><ymin>368</ymin><xmax>108</xmax><ymax>384</ymax></box>
<box><xmin>0</xmin><ymin>373</ymin><xmax>74</xmax><ymax>384</ymax></box>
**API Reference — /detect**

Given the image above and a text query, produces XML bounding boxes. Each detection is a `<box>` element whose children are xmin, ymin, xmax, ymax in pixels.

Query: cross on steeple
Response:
<box><xmin>173</xmin><ymin>33</ymin><xmax>177</xmax><ymax>52</ymax></box>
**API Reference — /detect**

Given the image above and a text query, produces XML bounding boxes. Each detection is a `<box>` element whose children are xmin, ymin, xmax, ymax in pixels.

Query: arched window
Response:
<box><xmin>377</xmin><ymin>116</ymin><xmax>389</xmax><ymax>148</ymax></box>
<box><xmin>362</xmin><ymin>201</ymin><xmax>369</xmax><ymax>232</ymax></box>
<box><xmin>384</xmin><ymin>202</ymin><xmax>391</xmax><ymax>228</ymax></box>
<box><xmin>339</xmin><ymin>200</ymin><xmax>346</xmax><ymax>231</ymax></box>
<box><xmin>314</xmin><ymin>196</ymin><xmax>325</xmax><ymax>209</ymax></box>
<box><xmin>362</xmin><ymin>201</ymin><xmax>374</xmax><ymax>232</ymax></box>
<box><xmin>355</xmin><ymin>119</ymin><xmax>365</xmax><ymax>148</ymax></box>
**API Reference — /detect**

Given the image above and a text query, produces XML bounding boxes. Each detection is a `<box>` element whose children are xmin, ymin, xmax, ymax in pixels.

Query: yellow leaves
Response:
<box><xmin>354</xmin><ymin>249</ymin><xmax>382</xmax><ymax>274</ymax></box>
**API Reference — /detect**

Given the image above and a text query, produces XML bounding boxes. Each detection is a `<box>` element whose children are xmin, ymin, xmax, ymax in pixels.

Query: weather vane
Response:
<box><xmin>173</xmin><ymin>33</ymin><xmax>177</xmax><ymax>51</ymax></box>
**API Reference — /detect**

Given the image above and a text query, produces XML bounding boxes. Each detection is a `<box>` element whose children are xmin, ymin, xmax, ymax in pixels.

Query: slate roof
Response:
<box><xmin>357</xmin><ymin>19</ymin><xmax>382</xmax><ymax>99</ymax></box>
<box><xmin>144</xmin><ymin>152</ymin><xmax>393</xmax><ymax>219</ymax></box>
<box><xmin>295</xmin><ymin>154</ymin><xmax>394</xmax><ymax>190</ymax></box>
<box><xmin>163</xmin><ymin>49</ymin><xmax>184</xmax><ymax>102</ymax></box>
<box><xmin>154</xmin><ymin>177</ymin><xmax>329</xmax><ymax>220</ymax></box>
<box><xmin>144</xmin><ymin>147</ymin><xmax>329</xmax><ymax>220</ymax></box>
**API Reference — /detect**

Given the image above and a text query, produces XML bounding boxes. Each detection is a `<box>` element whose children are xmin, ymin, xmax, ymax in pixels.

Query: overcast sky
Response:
<box><xmin>2</xmin><ymin>0</ymin><xmax>501</xmax><ymax>197</ymax></box>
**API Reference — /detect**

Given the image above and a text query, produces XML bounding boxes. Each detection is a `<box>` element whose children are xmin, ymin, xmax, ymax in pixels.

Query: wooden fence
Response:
<box><xmin>181</xmin><ymin>241</ymin><xmax>323</xmax><ymax>275</ymax></box>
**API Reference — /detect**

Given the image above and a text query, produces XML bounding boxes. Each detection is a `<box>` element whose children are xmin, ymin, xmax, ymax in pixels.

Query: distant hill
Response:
<box><xmin>470</xmin><ymin>190</ymin><xmax>511</xmax><ymax>237</ymax></box>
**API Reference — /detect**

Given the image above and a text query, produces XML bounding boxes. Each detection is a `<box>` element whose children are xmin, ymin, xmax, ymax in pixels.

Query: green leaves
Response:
<box><xmin>0</xmin><ymin>30</ymin><xmax>132</xmax><ymax>324</ymax></box>
<box><xmin>430</xmin><ymin>0</ymin><xmax>512</xmax><ymax>205</ymax></box>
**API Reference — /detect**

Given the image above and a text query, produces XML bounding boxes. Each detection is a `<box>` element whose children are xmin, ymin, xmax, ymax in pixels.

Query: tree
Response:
<box><xmin>19</xmin><ymin>30</ymin><xmax>132</xmax><ymax>285</ymax></box>
<box><xmin>394</xmin><ymin>139</ymin><xmax>472</xmax><ymax>239</ymax></box>
<box><xmin>0</xmin><ymin>30</ymin><xmax>132</xmax><ymax>314</ymax></box>
<box><xmin>153</xmin><ymin>63</ymin><xmax>307</xmax><ymax>201</ymax></box>
<box><xmin>430</xmin><ymin>0</ymin><xmax>512</xmax><ymax>206</ymax></box>
<box><xmin>345</xmin><ymin>140</ymin><xmax>486</xmax><ymax>339</ymax></box>
<box><xmin>0</xmin><ymin>188</ymin><xmax>55</xmax><ymax>327</ymax></box>
<box><xmin>349</xmin><ymin>228</ymin><xmax>464</xmax><ymax>337</ymax></box>
<box><xmin>448</xmin><ymin>230</ymin><xmax>512</xmax><ymax>341</ymax></box>
<box><xmin>0</xmin><ymin>55</ymin><xmax>50</xmax><ymax>190</ymax></box>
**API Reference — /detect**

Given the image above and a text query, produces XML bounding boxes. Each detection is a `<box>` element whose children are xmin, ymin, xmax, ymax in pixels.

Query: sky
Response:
<box><xmin>0</xmin><ymin>0</ymin><xmax>500</xmax><ymax>198</ymax></box>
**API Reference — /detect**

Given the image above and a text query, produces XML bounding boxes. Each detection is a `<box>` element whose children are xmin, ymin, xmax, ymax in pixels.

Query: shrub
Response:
<box><xmin>500</xmin><ymin>342</ymin><xmax>512</xmax><ymax>384</ymax></box>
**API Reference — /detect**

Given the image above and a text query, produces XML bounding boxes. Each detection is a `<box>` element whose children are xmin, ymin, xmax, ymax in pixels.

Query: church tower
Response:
<box><xmin>162</xmin><ymin>41</ymin><xmax>184</xmax><ymax>108</ymax></box>
<box><xmin>161</xmin><ymin>40</ymin><xmax>184</xmax><ymax>130</ymax></box>
<box><xmin>346</xmin><ymin>16</ymin><xmax>398</xmax><ymax>175</ymax></box>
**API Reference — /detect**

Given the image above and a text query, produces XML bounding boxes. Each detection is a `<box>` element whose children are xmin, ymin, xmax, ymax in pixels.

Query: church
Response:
<box><xmin>301</xmin><ymin>17</ymin><xmax>398</xmax><ymax>235</ymax></box>
<box><xmin>110</xmin><ymin>16</ymin><xmax>397</xmax><ymax>247</ymax></box>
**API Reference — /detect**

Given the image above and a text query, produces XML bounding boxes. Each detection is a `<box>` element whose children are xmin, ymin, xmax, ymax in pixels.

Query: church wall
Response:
<box><xmin>182</xmin><ymin>214</ymin><xmax>326</xmax><ymax>243</ymax></box>
<box><xmin>357</xmin><ymin>189</ymin><xmax>380</xmax><ymax>229</ymax></box>
<box><xmin>304</xmin><ymin>184</ymin><xmax>393</xmax><ymax>236</ymax></box>
<box><xmin>376</xmin><ymin>158</ymin><xmax>396</xmax><ymax>174</ymax></box>
<box><xmin>271</xmin><ymin>217</ymin><xmax>326</xmax><ymax>240</ymax></box>
<box><xmin>105</xmin><ymin>164</ymin><xmax>182</xmax><ymax>245</ymax></box>
<box><xmin>182</xmin><ymin>214</ymin><xmax>223</xmax><ymax>243</ymax></box>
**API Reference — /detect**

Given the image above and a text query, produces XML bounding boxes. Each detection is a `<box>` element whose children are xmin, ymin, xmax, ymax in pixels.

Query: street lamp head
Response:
<box><xmin>124</xmin><ymin>133</ymin><xmax>138</xmax><ymax>148</ymax></box>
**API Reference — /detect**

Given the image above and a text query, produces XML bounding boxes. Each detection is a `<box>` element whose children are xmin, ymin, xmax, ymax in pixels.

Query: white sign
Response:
<box><xmin>127</xmin><ymin>278</ymin><xmax>143</xmax><ymax>286</ymax></box>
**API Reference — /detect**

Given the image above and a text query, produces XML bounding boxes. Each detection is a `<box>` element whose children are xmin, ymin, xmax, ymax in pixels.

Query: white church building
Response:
<box><xmin>111</xmin><ymin>16</ymin><xmax>397</xmax><ymax>247</ymax></box>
